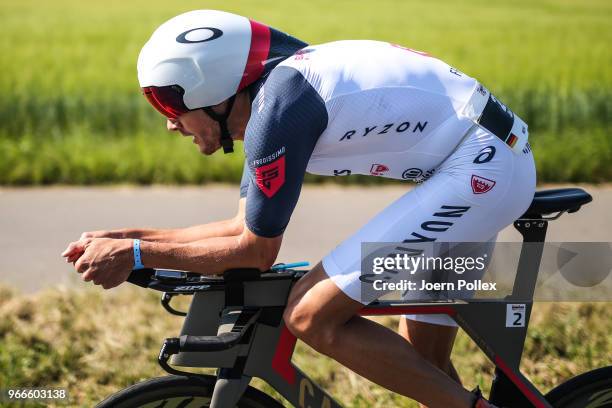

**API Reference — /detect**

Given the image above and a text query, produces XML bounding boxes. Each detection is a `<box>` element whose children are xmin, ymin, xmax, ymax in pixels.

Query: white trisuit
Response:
<box><xmin>241</xmin><ymin>40</ymin><xmax>536</xmax><ymax>326</ymax></box>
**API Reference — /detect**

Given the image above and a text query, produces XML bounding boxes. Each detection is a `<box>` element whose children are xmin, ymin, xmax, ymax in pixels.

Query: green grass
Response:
<box><xmin>0</xmin><ymin>0</ymin><xmax>610</xmax><ymax>184</ymax></box>
<box><xmin>1</xmin><ymin>128</ymin><xmax>609</xmax><ymax>184</ymax></box>
<box><xmin>1</xmin><ymin>285</ymin><xmax>610</xmax><ymax>407</ymax></box>
<box><xmin>0</xmin><ymin>131</ymin><xmax>246</xmax><ymax>185</ymax></box>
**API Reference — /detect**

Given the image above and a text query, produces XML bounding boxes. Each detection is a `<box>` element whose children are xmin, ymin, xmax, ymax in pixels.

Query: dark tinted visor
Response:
<box><xmin>142</xmin><ymin>85</ymin><xmax>190</xmax><ymax>119</ymax></box>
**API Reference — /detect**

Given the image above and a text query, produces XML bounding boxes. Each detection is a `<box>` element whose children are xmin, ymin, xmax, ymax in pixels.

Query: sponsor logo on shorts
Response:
<box><xmin>333</xmin><ymin>169</ymin><xmax>352</xmax><ymax>176</ymax></box>
<box><xmin>473</xmin><ymin>146</ymin><xmax>496</xmax><ymax>164</ymax></box>
<box><xmin>255</xmin><ymin>155</ymin><xmax>286</xmax><ymax>198</ymax></box>
<box><xmin>370</xmin><ymin>164</ymin><xmax>389</xmax><ymax>176</ymax></box>
<box><xmin>403</xmin><ymin>205</ymin><xmax>471</xmax><ymax>243</ymax></box>
<box><xmin>522</xmin><ymin>142</ymin><xmax>532</xmax><ymax>155</ymax></box>
<box><xmin>471</xmin><ymin>175</ymin><xmax>496</xmax><ymax>194</ymax></box>
<box><xmin>359</xmin><ymin>204</ymin><xmax>472</xmax><ymax>283</ymax></box>
<box><xmin>402</xmin><ymin>168</ymin><xmax>423</xmax><ymax>179</ymax></box>
<box><xmin>402</xmin><ymin>168</ymin><xmax>436</xmax><ymax>182</ymax></box>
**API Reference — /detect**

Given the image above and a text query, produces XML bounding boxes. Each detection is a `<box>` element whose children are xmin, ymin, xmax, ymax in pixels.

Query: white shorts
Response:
<box><xmin>322</xmin><ymin>124</ymin><xmax>536</xmax><ymax>326</ymax></box>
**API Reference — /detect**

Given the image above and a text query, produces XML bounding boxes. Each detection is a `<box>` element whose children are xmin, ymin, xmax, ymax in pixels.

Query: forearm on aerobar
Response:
<box><xmin>137</xmin><ymin>234</ymin><xmax>269</xmax><ymax>274</ymax></box>
<box><xmin>120</xmin><ymin>199</ymin><xmax>246</xmax><ymax>242</ymax></box>
<box><xmin>114</xmin><ymin>217</ymin><xmax>244</xmax><ymax>243</ymax></box>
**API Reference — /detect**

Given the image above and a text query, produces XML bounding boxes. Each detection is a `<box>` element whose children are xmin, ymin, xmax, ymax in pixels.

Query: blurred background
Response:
<box><xmin>1</xmin><ymin>0</ymin><xmax>610</xmax><ymax>184</ymax></box>
<box><xmin>0</xmin><ymin>0</ymin><xmax>610</xmax><ymax>407</ymax></box>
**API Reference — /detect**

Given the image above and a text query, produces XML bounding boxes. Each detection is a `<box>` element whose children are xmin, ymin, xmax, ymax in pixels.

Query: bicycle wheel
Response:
<box><xmin>545</xmin><ymin>366</ymin><xmax>612</xmax><ymax>408</ymax></box>
<box><xmin>96</xmin><ymin>374</ymin><xmax>284</xmax><ymax>408</ymax></box>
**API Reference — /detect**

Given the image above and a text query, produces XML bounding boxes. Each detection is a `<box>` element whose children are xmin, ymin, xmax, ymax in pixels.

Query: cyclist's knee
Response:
<box><xmin>283</xmin><ymin>262</ymin><xmax>358</xmax><ymax>350</ymax></box>
<box><xmin>283</xmin><ymin>263</ymin><xmax>333</xmax><ymax>339</ymax></box>
<box><xmin>283</xmin><ymin>299</ymin><xmax>339</xmax><ymax>351</ymax></box>
<box><xmin>283</xmin><ymin>300</ymin><xmax>318</xmax><ymax>339</ymax></box>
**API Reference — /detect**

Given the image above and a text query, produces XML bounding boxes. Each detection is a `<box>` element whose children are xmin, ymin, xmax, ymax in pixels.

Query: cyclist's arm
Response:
<box><xmin>103</xmin><ymin>198</ymin><xmax>246</xmax><ymax>243</ymax></box>
<box><xmin>83</xmin><ymin>163</ymin><xmax>251</xmax><ymax>243</ymax></box>
<box><xmin>63</xmin><ymin>198</ymin><xmax>246</xmax><ymax>262</ymax></box>
<box><xmin>138</xmin><ymin>225</ymin><xmax>282</xmax><ymax>274</ymax></box>
<box><xmin>137</xmin><ymin>66</ymin><xmax>327</xmax><ymax>274</ymax></box>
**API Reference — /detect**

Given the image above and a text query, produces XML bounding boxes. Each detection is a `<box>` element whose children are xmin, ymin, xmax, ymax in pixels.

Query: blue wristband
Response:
<box><xmin>133</xmin><ymin>239</ymin><xmax>145</xmax><ymax>270</ymax></box>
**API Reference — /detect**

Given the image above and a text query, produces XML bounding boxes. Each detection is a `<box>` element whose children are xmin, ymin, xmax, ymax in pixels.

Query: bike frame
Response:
<box><xmin>148</xmin><ymin>217</ymin><xmax>552</xmax><ymax>408</ymax></box>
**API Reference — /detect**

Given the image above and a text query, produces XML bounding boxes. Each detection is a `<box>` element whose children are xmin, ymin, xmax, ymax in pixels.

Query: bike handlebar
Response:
<box><xmin>179</xmin><ymin>332</ymin><xmax>243</xmax><ymax>352</ymax></box>
<box><xmin>126</xmin><ymin>267</ymin><xmax>303</xmax><ymax>294</ymax></box>
<box><xmin>126</xmin><ymin>266</ymin><xmax>302</xmax><ymax>377</ymax></box>
<box><xmin>126</xmin><ymin>268</ymin><xmax>228</xmax><ymax>293</ymax></box>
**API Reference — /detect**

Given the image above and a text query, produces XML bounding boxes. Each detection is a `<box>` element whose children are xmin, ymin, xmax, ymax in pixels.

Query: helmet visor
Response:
<box><xmin>142</xmin><ymin>85</ymin><xmax>190</xmax><ymax>119</ymax></box>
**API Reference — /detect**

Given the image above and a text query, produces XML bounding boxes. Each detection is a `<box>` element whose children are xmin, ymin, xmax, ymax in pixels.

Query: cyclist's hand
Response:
<box><xmin>62</xmin><ymin>231</ymin><xmax>123</xmax><ymax>263</ymax></box>
<box><xmin>80</xmin><ymin>230</ymin><xmax>123</xmax><ymax>240</ymax></box>
<box><xmin>61</xmin><ymin>240</ymin><xmax>87</xmax><ymax>263</ymax></box>
<box><xmin>73</xmin><ymin>238</ymin><xmax>133</xmax><ymax>289</ymax></box>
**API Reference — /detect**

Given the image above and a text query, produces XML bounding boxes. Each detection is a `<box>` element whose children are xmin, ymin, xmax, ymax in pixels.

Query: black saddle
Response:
<box><xmin>521</xmin><ymin>188</ymin><xmax>592</xmax><ymax>219</ymax></box>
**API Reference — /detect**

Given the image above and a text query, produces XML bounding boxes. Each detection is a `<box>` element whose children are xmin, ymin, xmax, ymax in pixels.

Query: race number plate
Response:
<box><xmin>506</xmin><ymin>304</ymin><xmax>526</xmax><ymax>327</ymax></box>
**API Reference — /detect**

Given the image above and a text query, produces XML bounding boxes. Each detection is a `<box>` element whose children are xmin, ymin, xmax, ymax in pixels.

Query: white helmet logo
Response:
<box><xmin>176</xmin><ymin>27</ymin><xmax>223</xmax><ymax>44</ymax></box>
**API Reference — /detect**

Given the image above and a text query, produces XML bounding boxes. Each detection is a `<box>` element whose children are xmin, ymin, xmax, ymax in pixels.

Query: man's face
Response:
<box><xmin>166</xmin><ymin>109</ymin><xmax>221</xmax><ymax>155</ymax></box>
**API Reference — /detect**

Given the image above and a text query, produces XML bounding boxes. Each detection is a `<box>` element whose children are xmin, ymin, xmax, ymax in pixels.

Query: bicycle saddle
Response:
<box><xmin>521</xmin><ymin>188</ymin><xmax>592</xmax><ymax>218</ymax></box>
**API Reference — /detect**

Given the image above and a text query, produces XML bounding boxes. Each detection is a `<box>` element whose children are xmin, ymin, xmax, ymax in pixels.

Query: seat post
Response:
<box><xmin>508</xmin><ymin>219</ymin><xmax>548</xmax><ymax>301</ymax></box>
<box><xmin>490</xmin><ymin>219</ymin><xmax>550</xmax><ymax>405</ymax></box>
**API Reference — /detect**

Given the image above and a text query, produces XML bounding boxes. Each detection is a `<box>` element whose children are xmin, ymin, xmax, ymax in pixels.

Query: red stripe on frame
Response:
<box><xmin>237</xmin><ymin>19</ymin><xmax>271</xmax><ymax>92</ymax></box>
<box><xmin>271</xmin><ymin>325</ymin><xmax>297</xmax><ymax>384</ymax></box>
<box><xmin>359</xmin><ymin>306</ymin><xmax>457</xmax><ymax>316</ymax></box>
<box><xmin>494</xmin><ymin>356</ymin><xmax>548</xmax><ymax>408</ymax></box>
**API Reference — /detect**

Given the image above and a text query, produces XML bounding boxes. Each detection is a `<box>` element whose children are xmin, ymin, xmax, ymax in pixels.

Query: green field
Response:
<box><xmin>1</xmin><ymin>0</ymin><xmax>610</xmax><ymax>184</ymax></box>
<box><xmin>1</xmin><ymin>285</ymin><xmax>610</xmax><ymax>407</ymax></box>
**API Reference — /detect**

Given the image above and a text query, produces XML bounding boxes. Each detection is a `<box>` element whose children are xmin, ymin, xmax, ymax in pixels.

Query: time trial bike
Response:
<box><xmin>97</xmin><ymin>188</ymin><xmax>612</xmax><ymax>408</ymax></box>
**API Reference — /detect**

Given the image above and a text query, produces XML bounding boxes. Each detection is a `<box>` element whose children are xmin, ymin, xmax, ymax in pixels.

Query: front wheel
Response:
<box><xmin>545</xmin><ymin>366</ymin><xmax>612</xmax><ymax>407</ymax></box>
<box><xmin>96</xmin><ymin>374</ymin><xmax>284</xmax><ymax>408</ymax></box>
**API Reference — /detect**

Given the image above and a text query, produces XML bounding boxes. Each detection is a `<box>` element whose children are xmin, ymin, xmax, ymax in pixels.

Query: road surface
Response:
<box><xmin>1</xmin><ymin>184</ymin><xmax>609</xmax><ymax>292</ymax></box>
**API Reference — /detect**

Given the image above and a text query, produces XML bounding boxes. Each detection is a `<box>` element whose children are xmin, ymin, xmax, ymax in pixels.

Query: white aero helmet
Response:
<box><xmin>137</xmin><ymin>10</ymin><xmax>306</xmax><ymax>153</ymax></box>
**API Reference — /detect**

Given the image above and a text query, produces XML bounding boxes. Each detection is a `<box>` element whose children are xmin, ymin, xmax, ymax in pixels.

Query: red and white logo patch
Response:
<box><xmin>471</xmin><ymin>175</ymin><xmax>496</xmax><ymax>194</ymax></box>
<box><xmin>255</xmin><ymin>156</ymin><xmax>285</xmax><ymax>198</ymax></box>
<box><xmin>370</xmin><ymin>164</ymin><xmax>389</xmax><ymax>176</ymax></box>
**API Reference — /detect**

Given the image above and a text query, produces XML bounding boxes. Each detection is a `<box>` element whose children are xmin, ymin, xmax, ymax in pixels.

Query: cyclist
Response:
<box><xmin>61</xmin><ymin>10</ymin><xmax>535</xmax><ymax>408</ymax></box>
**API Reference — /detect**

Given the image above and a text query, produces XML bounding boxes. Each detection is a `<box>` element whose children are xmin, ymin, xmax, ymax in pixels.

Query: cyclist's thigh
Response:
<box><xmin>402</xmin><ymin>237</ymin><xmax>496</xmax><ymax>326</ymax></box>
<box><xmin>322</xmin><ymin>125</ymin><xmax>536</xmax><ymax>315</ymax></box>
<box><xmin>285</xmin><ymin>262</ymin><xmax>365</xmax><ymax>331</ymax></box>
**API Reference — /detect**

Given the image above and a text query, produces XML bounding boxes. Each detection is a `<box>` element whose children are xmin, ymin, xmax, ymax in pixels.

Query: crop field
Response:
<box><xmin>0</xmin><ymin>0</ymin><xmax>610</xmax><ymax>184</ymax></box>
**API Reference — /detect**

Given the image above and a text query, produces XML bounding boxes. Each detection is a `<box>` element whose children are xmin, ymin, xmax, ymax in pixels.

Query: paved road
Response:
<box><xmin>1</xmin><ymin>184</ymin><xmax>610</xmax><ymax>292</ymax></box>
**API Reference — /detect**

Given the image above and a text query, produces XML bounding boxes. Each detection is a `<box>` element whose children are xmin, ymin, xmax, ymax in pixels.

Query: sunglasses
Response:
<box><xmin>142</xmin><ymin>85</ymin><xmax>190</xmax><ymax>119</ymax></box>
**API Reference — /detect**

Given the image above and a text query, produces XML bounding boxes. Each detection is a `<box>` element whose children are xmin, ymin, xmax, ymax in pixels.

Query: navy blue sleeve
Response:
<box><xmin>239</xmin><ymin>161</ymin><xmax>249</xmax><ymax>198</ymax></box>
<box><xmin>244</xmin><ymin>66</ymin><xmax>328</xmax><ymax>238</ymax></box>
